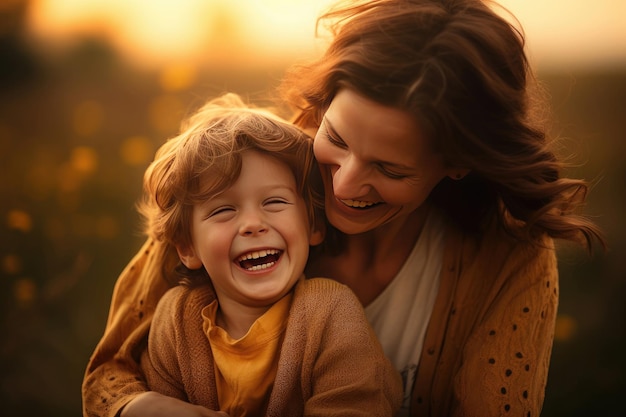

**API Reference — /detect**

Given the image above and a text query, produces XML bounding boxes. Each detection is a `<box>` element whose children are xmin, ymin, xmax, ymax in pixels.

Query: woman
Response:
<box><xmin>82</xmin><ymin>1</ymin><xmax>605</xmax><ymax>416</ymax></box>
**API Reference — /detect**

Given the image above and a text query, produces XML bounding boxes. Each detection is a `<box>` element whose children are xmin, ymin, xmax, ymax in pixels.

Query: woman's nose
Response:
<box><xmin>332</xmin><ymin>156</ymin><xmax>370</xmax><ymax>197</ymax></box>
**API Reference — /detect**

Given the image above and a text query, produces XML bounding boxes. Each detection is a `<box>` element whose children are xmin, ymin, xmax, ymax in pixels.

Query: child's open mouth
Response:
<box><xmin>236</xmin><ymin>249</ymin><xmax>282</xmax><ymax>271</ymax></box>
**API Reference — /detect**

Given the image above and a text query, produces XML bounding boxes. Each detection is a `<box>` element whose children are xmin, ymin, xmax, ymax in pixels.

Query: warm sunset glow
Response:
<box><xmin>7</xmin><ymin>210</ymin><xmax>33</xmax><ymax>233</ymax></box>
<box><xmin>498</xmin><ymin>0</ymin><xmax>626</xmax><ymax>69</ymax></box>
<box><xmin>24</xmin><ymin>0</ymin><xmax>626</xmax><ymax>69</ymax></box>
<box><xmin>26</xmin><ymin>0</ymin><xmax>336</xmax><ymax>68</ymax></box>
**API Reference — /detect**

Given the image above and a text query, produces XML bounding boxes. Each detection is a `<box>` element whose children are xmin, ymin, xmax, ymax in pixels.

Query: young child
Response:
<box><xmin>135</xmin><ymin>93</ymin><xmax>402</xmax><ymax>417</ymax></box>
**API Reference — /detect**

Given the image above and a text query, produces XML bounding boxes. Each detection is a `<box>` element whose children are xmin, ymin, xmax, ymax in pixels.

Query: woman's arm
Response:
<box><xmin>122</xmin><ymin>392</ymin><xmax>228</xmax><ymax>417</ymax></box>
<box><xmin>124</xmin><ymin>284</ymin><xmax>226</xmax><ymax>417</ymax></box>
<box><xmin>453</xmin><ymin>240</ymin><xmax>559</xmax><ymax>417</ymax></box>
<box><xmin>82</xmin><ymin>238</ymin><xmax>175</xmax><ymax>417</ymax></box>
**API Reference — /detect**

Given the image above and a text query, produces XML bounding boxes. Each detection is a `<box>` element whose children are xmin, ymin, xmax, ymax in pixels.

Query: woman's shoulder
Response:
<box><xmin>447</xmin><ymin>218</ymin><xmax>557</xmax><ymax>289</ymax></box>
<box><xmin>449</xmin><ymin>215</ymin><xmax>555</xmax><ymax>259</ymax></box>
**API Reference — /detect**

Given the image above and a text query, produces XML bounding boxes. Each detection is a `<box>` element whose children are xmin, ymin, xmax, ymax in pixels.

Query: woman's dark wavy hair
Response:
<box><xmin>280</xmin><ymin>0</ymin><xmax>605</xmax><ymax>252</ymax></box>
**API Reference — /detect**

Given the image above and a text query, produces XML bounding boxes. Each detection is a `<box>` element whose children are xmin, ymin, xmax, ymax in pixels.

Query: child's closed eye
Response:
<box><xmin>207</xmin><ymin>206</ymin><xmax>236</xmax><ymax>218</ymax></box>
<box><xmin>264</xmin><ymin>198</ymin><xmax>292</xmax><ymax>211</ymax></box>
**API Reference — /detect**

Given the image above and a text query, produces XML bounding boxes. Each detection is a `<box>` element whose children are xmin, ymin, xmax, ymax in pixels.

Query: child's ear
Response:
<box><xmin>309</xmin><ymin>229</ymin><xmax>324</xmax><ymax>246</ymax></box>
<box><xmin>446</xmin><ymin>167</ymin><xmax>471</xmax><ymax>180</ymax></box>
<box><xmin>309</xmin><ymin>222</ymin><xmax>325</xmax><ymax>246</ymax></box>
<box><xmin>176</xmin><ymin>245</ymin><xmax>203</xmax><ymax>270</ymax></box>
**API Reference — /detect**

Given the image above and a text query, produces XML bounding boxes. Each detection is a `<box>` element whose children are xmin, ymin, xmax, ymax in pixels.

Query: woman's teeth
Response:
<box><xmin>341</xmin><ymin>199</ymin><xmax>377</xmax><ymax>208</ymax></box>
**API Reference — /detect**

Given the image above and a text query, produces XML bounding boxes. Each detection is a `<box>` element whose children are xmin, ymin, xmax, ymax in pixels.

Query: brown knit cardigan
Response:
<box><xmin>82</xmin><ymin>221</ymin><xmax>558</xmax><ymax>417</ymax></box>
<box><xmin>140</xmin><ymin>278</ymin><xmax>403</xmax><ymax>416</ymax></box>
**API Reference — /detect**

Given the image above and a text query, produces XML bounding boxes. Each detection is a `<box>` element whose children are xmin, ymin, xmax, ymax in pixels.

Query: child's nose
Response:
<box><xmin>239</xmin><ymin>212</ymin><xmax>268</xmax><ymax>236</ymax></box>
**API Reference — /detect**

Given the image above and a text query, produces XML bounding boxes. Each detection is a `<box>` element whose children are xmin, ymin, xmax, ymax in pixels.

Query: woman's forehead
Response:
<box><xmin>324</xmin><ymin>90</ymin><xmax>430</xmax><ymax>159</ymax></box>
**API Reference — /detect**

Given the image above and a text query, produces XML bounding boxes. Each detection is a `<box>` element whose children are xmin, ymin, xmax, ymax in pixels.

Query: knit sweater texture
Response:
<box><xmin>140</xmin><ymin>278</ymin><xmax>403</xmax><ymax>416</ymax></box>
<box><xmin>82</xmin><ymin>220</ymin><xmax>558</xmax><ymax>417</ymax></box>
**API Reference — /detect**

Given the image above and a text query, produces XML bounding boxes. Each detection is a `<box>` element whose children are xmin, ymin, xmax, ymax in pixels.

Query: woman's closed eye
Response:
<box><xmin>376</xmin><ymin>163</ymin><xmax>409</xmax><ymax>180</ymax></box>
<box><xmin>323</xmin><ymin>119</ymin><xmax>348</xmax><ymax>149</ymax></box>
<box><xmin>325</xmin><ymin>131</ymin><xmax>348</xmax><ymax>149</ymax></box>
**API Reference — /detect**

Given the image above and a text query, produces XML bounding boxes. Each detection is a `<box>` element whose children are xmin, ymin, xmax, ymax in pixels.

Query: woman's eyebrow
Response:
<box><xmin>322</xmin><ymin>117</ymin><xmax>414</xmax><ymax>171</ymax></box>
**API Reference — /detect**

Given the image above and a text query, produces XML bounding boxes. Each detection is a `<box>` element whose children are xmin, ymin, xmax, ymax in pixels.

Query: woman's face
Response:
<box><xmin>314</xmin><ymin>89</ymin><xmax>455</xmax><ymax>235</ymax></box>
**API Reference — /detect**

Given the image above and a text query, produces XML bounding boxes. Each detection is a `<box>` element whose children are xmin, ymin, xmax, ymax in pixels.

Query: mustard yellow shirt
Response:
<box><xmin>201</xmin><ymin>294</ymin><xmax>292</xmax><ymax>417</ymax></box>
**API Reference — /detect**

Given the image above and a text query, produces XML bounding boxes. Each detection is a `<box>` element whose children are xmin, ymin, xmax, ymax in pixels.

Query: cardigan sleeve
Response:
<box><xmin>143</xmin><ymin>283</ymin><xmax>220</xmax><ymax>409</ymax></box>
<box><xmin>82</xmin><ymin>238</ymin><xmax>176</xmax><ymax>417</ymax></box>
<box><xmin>451</xmin><ymin>239</ymin><xmax>559</xmax><ymax>417</ymax></box>
<box><xmin>299</xmin><ymin>279</ymin><xmax>403</xmax><ymax>417</ymax></box>
<box><xmin>140</xmin><ymin>286</ymin><xmax>189</xmax><ymax>401</ymax></box>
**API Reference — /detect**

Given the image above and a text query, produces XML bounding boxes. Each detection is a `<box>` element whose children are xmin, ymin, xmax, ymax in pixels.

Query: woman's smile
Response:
<box><xmin>340</xmin><ymin>199</ymin><xmax>380</xmax><ymax>209</ymax></box>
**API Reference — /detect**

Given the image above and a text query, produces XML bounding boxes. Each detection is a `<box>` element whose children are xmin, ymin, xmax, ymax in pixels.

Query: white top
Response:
<box><xmin>365</xmin><ymin>210</ymin><xmax>445</xmax><ymax>415</ymax></box>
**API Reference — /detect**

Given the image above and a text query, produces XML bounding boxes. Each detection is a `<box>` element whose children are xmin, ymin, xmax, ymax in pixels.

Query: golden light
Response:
<box><xmin>26</xmin><ymin>0</ymin><xmax>626</xmax><ymax>70</ymax></box>
<box><xmin>112</xmin><ymin>0</ymin><xmax>212</xmax><ymax>62</ymax></box>
<box><xmin>70</xmin><ymin>146</ymin><xmax>99</xmax><ymax>175</ymax></box>
<box><xmin>554</xmin><ymin>314</ymin><xmax>579</xmax><ymax>342</ymax></box>
<box><xmin>2</xmin><ymin>254</ymin><xmax>23</xmax><ymax>275</ymax></box>
<box><xmin>27</xmin><ymin>0</ymin><xmax>209</xmax><ymax>66</ymax></box>
<box><xmin>73</xmin><ymin>100</ymin><xmax>104</xmax><ymax>137</ymax></box>
<box><xmin>159</xmin><ymin>63</ymin><xmax>199</xmax><ymax>92</ymax></box>
<box><xmin>14</xmin><ymin>278</ymin><xmax>38</xmax><ymax>307</ymax></box>
<box><xmin>120</xmin><ymin>135</ymin><xmax>154</xmax><ymax>166</ymax></box>
<box><xmin>95</xmin><ymin>215</ymin><xmax>120</xmax><ymax>240</ymax></box>
<box><xmin>498</xmin><ymin>0</ymin><xmax>626</xmax><ymax>69</ymax></box>
<box><xmin>7</xmin><ymin>210</ymin><xmax>33</xmax><ymax>233</ymax></box>
<box><xmin>239</xmin><ymin>0</ymin><xmax>334</xmax><ymax>53</ymax></box>
<box><xmin>148</xmin><ymin>94</ymin><xmax>186</xmax><ymax>134</ymax></box>
<box><xmin>26</xmin><ymin>0</ymin><xmax>336</xmax><ymax>68</ymax></box>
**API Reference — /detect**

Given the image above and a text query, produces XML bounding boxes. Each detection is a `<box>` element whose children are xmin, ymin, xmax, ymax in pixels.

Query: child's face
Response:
<box><xmin>179</xmin><ymin>150</ymin><xmax>317</xmax><ymax>309</ymax></box>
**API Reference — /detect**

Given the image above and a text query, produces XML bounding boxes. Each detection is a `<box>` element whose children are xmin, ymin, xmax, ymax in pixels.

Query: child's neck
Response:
<box><xmin>216</xmin><ymin>302</ymin><xmax>270</xmax><ymax>340</ymax></box>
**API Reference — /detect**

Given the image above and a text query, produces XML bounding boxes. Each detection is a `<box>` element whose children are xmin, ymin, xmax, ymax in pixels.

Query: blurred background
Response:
<box><xmin>0</xmin><ymin>0</ymin><xmax>624</xmax><ymax>416</ymax></box>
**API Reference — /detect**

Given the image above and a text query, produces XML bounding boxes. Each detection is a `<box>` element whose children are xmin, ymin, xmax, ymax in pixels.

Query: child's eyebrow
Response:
<box><xmin>258</xmin><ymin>184</ymin><xmax>299</xmax><ymax>195</ymax></box>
